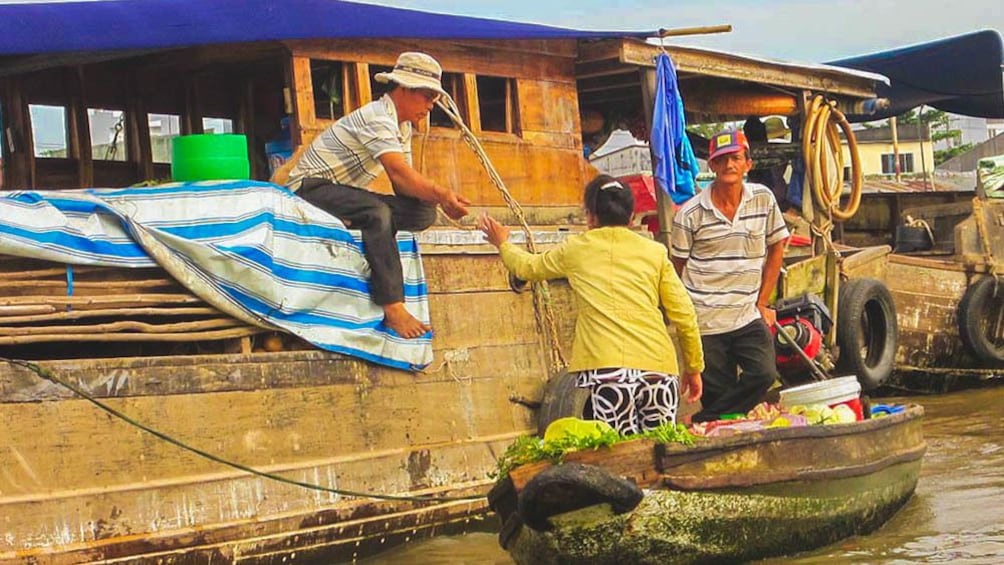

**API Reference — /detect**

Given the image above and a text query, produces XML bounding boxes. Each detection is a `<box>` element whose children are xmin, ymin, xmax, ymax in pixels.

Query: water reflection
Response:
<box><xmin>363</xmin><ymin>388</ymin><xmax>1004</xmax><ymax>564</ymax></box>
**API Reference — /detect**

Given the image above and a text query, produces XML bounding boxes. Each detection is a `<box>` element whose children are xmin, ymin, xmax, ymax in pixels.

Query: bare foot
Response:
<box><xmin>383</xmin><ymin>302</ymin><xmax>431</xmax><ymax>339</ymax></box>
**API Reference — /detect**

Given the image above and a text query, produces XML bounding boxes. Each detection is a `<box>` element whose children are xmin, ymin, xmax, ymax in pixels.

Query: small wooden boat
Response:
<box><xmin>489</xmin><ymin>406</ymin><xmax>926</xmax><ymax>565</ymax></box>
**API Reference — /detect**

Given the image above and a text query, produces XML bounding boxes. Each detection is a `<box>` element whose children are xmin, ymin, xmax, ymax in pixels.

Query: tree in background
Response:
<box><xmin>895</xmin><ymin>108</ymin><xmax>972</xmax><ymax>165</ymax></box>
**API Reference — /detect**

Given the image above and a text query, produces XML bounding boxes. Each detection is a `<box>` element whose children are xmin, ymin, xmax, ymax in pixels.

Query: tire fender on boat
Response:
<box><xmin>835</xmin><ymin>278</ymin><xmax>898</xmax><ymax>391</ymax></box>
<box><xmin>517</xmin><ymin>462</ymin><xmax>644</xmax><ymax>532</ymax></box>
<box><xmin>957</xmin><ymin>276</ymin><xmax>1004</xmax><ymax>365</ymax></box>
<box><xmin>536</xmin><ymin>369</ymin><xmax>592</xmax><ymax>436</ymax></box>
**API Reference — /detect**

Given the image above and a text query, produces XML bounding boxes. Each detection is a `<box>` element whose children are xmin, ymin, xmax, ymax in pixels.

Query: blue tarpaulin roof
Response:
<box><xmin>830</xmin><ymin>30</ymin><xmax>1004</xmax><ymax>121</ymax></box>
<box><xmin>0</xmin><ymin>0</ymin><xmax>653</xmax><ymax>56</ymax></box>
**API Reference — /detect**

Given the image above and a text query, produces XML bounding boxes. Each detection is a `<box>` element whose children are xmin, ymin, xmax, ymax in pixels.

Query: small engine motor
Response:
<box><xmin>770</xmin><ymin>293</ymin><xmax>834</xmax><ymax>382</ymax></box>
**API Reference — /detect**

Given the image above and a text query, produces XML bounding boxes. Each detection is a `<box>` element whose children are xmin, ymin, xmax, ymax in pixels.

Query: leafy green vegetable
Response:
<box><xmin>494</xmin><ymin>420</ymin><xmax>696</xmax><ymax>478</ymax></box>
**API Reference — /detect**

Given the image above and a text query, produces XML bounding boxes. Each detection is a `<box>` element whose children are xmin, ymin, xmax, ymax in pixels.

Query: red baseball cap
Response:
<box><xmin>708</xmin><ymin>130</ymin><xmax>750</xmax><ymax>161</ymax></box>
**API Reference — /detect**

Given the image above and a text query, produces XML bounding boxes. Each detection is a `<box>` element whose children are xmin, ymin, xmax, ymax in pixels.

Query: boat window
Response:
<box><xmin>148</xmin><ymin>113</ymin><xmax>182</xmax><ymax>163</ymax></box>
<box><xmin>310</xmin><ymin>60</ymin><xmax>346</xmax><ymax>120</ymax></box>
<box><xmin>88</xmin><ymin>108</ymin><xmax>128</xmax><ymax>162</ymax></box>
<box><xmin>477</xmin><ymin>75</ymin><xmax>519</xmax><ymax>134</ymax></box>
<box><xmin>368</xmin><ymin>64</ymin><xmax>394</xmax><ymax>101</ymax></box>
<box><xmin>29</xmin><ymin>104</ymin><xmax>68</xmax><ymax>158</ymax></box>
<box><xmin>429</xmin><ymin>73</ymin><xmax>466</xmax><ymax>129</ymax></box>
<box><xmin>202</xmin><ymin>117</ymin><xmax>234</xmax><ymax>134</ymax></box>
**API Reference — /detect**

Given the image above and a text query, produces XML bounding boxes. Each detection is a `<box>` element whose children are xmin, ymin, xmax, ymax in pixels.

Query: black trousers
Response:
<box><xmin>297</xmin><ymin>178</ymin><xmax>437</xmax><ymax>305</ymax></box>
<box><xmin>692</xmin><ymin>319</ymin><xmax>780</xmax><ymax>422</ymax></box>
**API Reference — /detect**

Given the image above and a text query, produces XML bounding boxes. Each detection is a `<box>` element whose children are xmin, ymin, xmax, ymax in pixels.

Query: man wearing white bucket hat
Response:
<box><xmin>285</xmin><ymin>52</ymin><xmax>471</xmax><ymax>339</ymax></box>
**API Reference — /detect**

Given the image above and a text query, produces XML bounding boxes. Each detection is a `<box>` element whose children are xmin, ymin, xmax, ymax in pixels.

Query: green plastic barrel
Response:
<box><xmin>171</xmin><ymin>134</ymin><xmax>250</xmax><ymax>181</ymax></box>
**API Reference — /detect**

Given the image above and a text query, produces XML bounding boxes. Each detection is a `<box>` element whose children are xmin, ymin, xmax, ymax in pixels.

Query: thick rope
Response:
<box><xmin>1</xmin><ymin>357</ymin><xmax>483</xmax><ymax>503</ymax></box>
<box><xmin>435</xmin><ymin>95</ymin><xmax>567</xmax><ymax>372</ymax></box>
<box><xmin>802</xmin><ymin>95</ymin><xmax>863</xmax><ymax>222</ymax></box>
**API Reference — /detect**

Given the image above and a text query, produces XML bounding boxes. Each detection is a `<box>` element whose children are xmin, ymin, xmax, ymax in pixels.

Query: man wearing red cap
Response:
<box><xmin>670</xmin><ymin>130</ymin><xmax>790</xmax><ymax>422</ymax></box>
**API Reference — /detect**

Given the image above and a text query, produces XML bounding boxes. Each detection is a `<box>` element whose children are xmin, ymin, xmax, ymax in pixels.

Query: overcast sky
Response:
<box><xmin>364</xmin><ymin>0</ymin><xmax>1003</xmax><ymax>62</ymax></box>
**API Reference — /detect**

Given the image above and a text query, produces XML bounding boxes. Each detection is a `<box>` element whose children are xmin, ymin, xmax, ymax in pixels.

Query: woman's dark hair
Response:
<box><xmin>584</xmin><ymin>174</ymin><xmax>634</xmax><ymax>226</ymax></box>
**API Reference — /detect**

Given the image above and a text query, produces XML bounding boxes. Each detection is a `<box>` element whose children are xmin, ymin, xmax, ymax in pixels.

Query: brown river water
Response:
<box><xmin>362</xmin><ymin>387</ymin><xmax>1004</xmax><ymax>564</ymax></box>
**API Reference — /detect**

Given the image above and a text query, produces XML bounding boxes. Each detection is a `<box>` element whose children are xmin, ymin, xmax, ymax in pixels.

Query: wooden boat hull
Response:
<box><xmin>499</xmin><ymin>407</ymin><xmax>925</xmax><ymax>565</ymax></box>
<box><xmin>0</xmin><ymin>250</ymin><xmax>577</xmax><ymax>564</ymax></box>
<box><xmin>887</xmin><ymin>253</ymin><xmax>975</xmax><ymax>371</ymax></box>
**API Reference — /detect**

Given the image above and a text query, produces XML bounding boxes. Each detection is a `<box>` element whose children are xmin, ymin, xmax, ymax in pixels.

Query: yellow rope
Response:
<box><xmin>434</xmin><ymin>95</ymin><xmax>567</xmax><ymax>372</ymax></box>
<box><xmin>802</xmin><ymin>95</ymin><xmax>863</xmax><ymax>222</ymax></box>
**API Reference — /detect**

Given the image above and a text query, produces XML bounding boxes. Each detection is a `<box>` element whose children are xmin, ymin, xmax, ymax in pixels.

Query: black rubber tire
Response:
<box><xmin>835</xmin><ymin>278</ymin><xmax>898</xmax><ymax>391</ymax></box>
<box><xmin>516</xmin><ymin>463</ymin><xmax>644</xmax><ymax>531</ymax></box>
<box><xmin>536</xmin><ymin>370</ymin><xmax>592</xmax><ymax>436</ymax></box>
<box><xmin>497</xmin><ymin>513</ymin><xmax>524</xmax><ymax>551</ymax></box>
<box><xmin>957</xmin><ymin>276</ymin><xmax>1004</xmax><ymax>365</ymax></box>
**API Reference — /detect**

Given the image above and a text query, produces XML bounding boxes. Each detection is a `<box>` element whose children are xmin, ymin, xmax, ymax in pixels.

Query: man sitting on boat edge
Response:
<box><xmin>275</xmin><ymin>51</ymin><xmax>471</xmax><ymax>339</ymax></box>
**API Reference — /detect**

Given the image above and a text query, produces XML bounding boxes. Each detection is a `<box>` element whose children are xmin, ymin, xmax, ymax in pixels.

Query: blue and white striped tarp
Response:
<box><xmin>0</xmin><ymin>180</ymin><xmax>432</xmax><ymax>371</ymax></box>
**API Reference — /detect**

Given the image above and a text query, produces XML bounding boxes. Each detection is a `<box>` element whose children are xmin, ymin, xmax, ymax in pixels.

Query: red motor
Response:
<box><xmin>772</xmin><ymin>317</ymin><xmax>824</xmax><ymax>371</ymax></box>
<box><xmin>769</xmin><ymin>293</ymin><xmax>833</xmax><ymax>382</ymax></box>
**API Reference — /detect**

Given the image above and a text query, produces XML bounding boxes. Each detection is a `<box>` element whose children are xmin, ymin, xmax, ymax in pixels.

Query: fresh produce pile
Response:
<box><xmin>690</xmin><ymin>401</ymin><xmax>859</xmax><ymax>437</ymax></box>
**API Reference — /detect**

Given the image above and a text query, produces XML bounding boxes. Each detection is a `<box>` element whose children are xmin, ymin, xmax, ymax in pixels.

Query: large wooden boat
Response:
<box><xmin>844</xmin><ymin>156</ymin><xmax>1004</xmax><ymax>389</ymax></box>
<box><xmin>491</xmin><ymin>406</ymin><xmax>926</xmax><ymax>565</ymax></box>
<box><xmin>0</xmin><ymin>1</ymin><xmax>895</xmax><ymax>562</ymax></box>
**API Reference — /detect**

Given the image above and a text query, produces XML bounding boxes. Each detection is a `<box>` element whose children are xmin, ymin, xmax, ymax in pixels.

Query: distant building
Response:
<box><xmin>842</xmin><ymin>124</ymin><xmax>934</xmax><ymax>177</ymax></box>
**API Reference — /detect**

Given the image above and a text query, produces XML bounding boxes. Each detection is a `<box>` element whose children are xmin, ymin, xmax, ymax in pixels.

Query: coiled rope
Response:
<box><xmin>802</xmin><ymin>95</ymin><xmax>863</xmax><ymax>223</ymax></box>
<box><xmin>433</xmin><ymin>94</ymin><xmax>568</xmax><ymax>373</ymax></box>
<box><xmin>1</xmin><ymin>357</ymin><xmax>483</xmax><ymax>503</ymax></box>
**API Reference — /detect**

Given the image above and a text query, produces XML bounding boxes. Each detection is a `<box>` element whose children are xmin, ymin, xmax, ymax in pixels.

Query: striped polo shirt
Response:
<box><xmin>671</xmin><ymin>182</ymin><xmax>789</xmax><ymax>335</ymax></box>
<box><xmin>287</xmin><ymin>94</ymin><xmax>412</xmax><ymax>191</ymax></box>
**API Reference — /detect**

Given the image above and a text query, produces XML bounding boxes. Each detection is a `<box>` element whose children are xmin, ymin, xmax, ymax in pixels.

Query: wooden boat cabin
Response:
<box><xmin>0</xmin><ymin>1</ymin><xmax>892</xmax><ymax>562</ymax></box>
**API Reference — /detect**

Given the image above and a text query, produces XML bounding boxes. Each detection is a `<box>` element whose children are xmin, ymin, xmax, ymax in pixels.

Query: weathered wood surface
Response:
<box><xmin>658</xmin><ymin>406</ymin><xmax>926</xmax><ymax>489</ymax></box>
<box><xmin>886</xmin><ymin>255</ymin><xmax>975</xmax><ymax>368</ymax></box>
<box><xmin>284</xmin><ymin>37</ymin><xmax>590</xmax><ymax>208</ymax></box>
<box><xmin>577</xmin><ymin>38</ymin><xmax>879</xmax><ymax>99</ymax></box>
<box><xmin>0</xmin><ymin>237</ymin><xmax>579</xmax><ymax>562</ymax></box>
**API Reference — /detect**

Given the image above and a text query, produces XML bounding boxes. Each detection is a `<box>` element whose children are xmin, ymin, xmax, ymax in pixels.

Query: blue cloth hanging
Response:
<box><xmin>651</xmin><ymin>52</ymin><xmax>701</xmax><ymax>204</ymax></box>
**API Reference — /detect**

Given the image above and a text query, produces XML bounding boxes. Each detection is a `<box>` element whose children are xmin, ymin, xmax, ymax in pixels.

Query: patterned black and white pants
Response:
<box><xmin>575</xmin><ymin>368</ymin><xmax>680</xmax><ymax>435</ymax></box>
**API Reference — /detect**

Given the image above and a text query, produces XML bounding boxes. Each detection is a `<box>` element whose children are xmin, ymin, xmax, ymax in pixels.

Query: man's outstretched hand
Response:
<box><xmin>440</xmin><ymin>190</ymin><xmax>471</xmax><ymax>220</ymax></box>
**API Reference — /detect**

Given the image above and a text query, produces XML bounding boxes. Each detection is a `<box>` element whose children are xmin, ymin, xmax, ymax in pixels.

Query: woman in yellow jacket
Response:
<box><xmin>477</xmin><ymin>174</ymin><xmax>704</xmax><ymax>434</ymax></box>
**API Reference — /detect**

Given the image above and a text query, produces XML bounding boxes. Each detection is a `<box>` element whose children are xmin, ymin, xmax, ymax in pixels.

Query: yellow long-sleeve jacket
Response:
<box><xmin>500</xmin><ymin>226</ymin><xmax>704</xmax><ymax>375</ymax></box>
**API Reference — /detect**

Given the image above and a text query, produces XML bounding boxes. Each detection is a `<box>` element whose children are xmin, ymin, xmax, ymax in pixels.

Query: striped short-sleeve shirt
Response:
<box><xmin>287</xmin><ymin>94</ymin><xmax>412</xmax><ymax>191</ymax></box>
<box><xmin>671</xmin><ymin>183</ymin><xmax>789</xmax><ymax>335</ymax></box>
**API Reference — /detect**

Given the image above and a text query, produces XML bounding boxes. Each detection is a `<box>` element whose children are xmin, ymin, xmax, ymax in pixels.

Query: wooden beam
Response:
<box><xmin>574</xmin><ymin>59</ymin><xmax>637</xmax><ymax>80</ymax></box>
<box><xmin>125</xmin><ymin>73</ymin><xmax>154</xmax><ymax>182</ymax></box>
<box><xmin>575</xmin><ymin>39</ymin><xmax>624</xmax><ymax>65</ymax></box>
<box><xmin>183</xmin><ymin>78</ymin><xmax>204</xmax><ymax>135</ymax></box>
<box><xmin>577</xmin><ymin>81</ymin><xmax>641</xmax><ymax>95</ymax></box>
<box><xmin>67</xmin><ymin>66</ymin><xmax>93</xmax><ymax>188</ymax></box>
<box><xmin>285</xmin><ymin>38</ymin><xmax>576</xmax><ymax>84</ymax></box>
<box><xmin>290</xmin><ymin>56</ymin><xmax>316</xmax><ymax>132</ymax></box>
<box><xmin>462</xmin><ymin>73</ymin><xmax>481</xmax><ymax>134</ymax></box>
<box><xmin>1</xmin><ymin>77</ymin><xmax>33</xmax><ymax>188</ymax></box>
<box><xmin>237</xmin><ymin>76</ymin><xmax>259</xmax><ymax>179</ymax></box>
<box><xmin>354</xmin><ymin>62</ymin><xmax>373</xmax><ymax>105</ymax></box>
<box><xmin>618</xmin><ymin>39</ymin><xmax>879</xmax><ymax>99</ymax></box>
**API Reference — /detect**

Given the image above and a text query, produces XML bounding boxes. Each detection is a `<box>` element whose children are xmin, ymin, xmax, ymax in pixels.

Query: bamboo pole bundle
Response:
<box><xmin>0</xmin><ymin>255</ymin><xmax>267</xmax><ymax>350</ymax></box>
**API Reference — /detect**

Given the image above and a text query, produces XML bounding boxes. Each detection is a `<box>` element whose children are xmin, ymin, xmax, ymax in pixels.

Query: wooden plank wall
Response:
<box><xmin>0</xmin><ymin>249</ymin><xmax>576</xmax><ymax>556</ymax></box>
<box><xmin>285</xmin><ymin>38</ymin><xmax>594</xmax><ymax>208</ymax></box>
